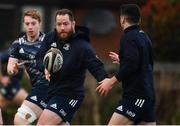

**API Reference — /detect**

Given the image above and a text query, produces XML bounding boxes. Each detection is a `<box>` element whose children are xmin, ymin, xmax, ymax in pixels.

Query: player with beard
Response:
<box><xmin>36</xmin><ymin>9</ymin><xmax>108</xmax><ymax>125</ymax></box>
<box><xmin>7</xmin><ymin>10</ymin><xmax>48</xmax><ymax>124</ymax></box>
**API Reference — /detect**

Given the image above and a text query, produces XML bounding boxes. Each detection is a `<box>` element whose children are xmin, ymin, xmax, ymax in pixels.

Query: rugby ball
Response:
<box><xmin>43</xmin><ymin>48</ymin><xmax>63</xmax><ymax>73</ymax></box>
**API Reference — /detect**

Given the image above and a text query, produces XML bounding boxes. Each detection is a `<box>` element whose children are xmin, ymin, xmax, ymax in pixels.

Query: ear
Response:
<box><xmin>121</xmin><ymin>16</ymin><xmax>125</xmax><ymax>23</ymax></box>
<box><xmin>72</xmin><ymin>21</ymin><xmax>76</xmax><ymax>27</ymax></box>
<box><xmin>39</xmin><ymin>22</ymin><xmax>42</xmax><ymax>27</ymax></box>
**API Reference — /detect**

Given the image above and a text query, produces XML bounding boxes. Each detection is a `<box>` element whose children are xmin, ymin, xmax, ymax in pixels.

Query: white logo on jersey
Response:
<box><xmin>59</xmin><ymin>109</ymin><xmax>67</xmax><ymax>117</ymax></box>
<box><xmin>117</xmin><ymin>105</ymin><xmax>123</xmax><ymax>111</ymax></box>
<box><xmin>12</xmin><ymin>88</ymin><xmax>17</xmax><ymax>94</ymax></box>
<box><xmin>35</xmin><ymin>45</ymin><xmax>41</xmax><ymax>48</ymax></box>
<box><xmin>69</xmin><ymin>99</ymin><xmax>78</xmax><ymax>107</ymax></box>
<box><xmin>19</xmin><ymin>48</ymin><xmax>25</xmax><ymax>53</ymax></box>
<box><xmin>63</xmin><ymin>43</ymin><xmax>70</xmax><ymax>51</ymax></box>
<box><xmin>96</xmin><ymin>55</ymin><xmax>100</xmax><ymax>59</ymax></box>
<box><xmin>135</xmin><ymin>99</ymin><xmax>145</xmax><ymax>108</ymax></box>
<box><xmin>30</xmin><ymin>96</ymin><xmax>37</xmax><ymax>101</ymax></box>
<box><xmin>40</xmin><ymin>100</ymin><xmax>47</xmax><ymax>108</ymax></box>
<box><xmin>139</xmin><ymin>30</ymin><xmax>144</xmax><ymax>33</ymax></box>
<box><xmin>29</xmin><ymin>54</ymin><xmax>35</xmax><ymax>59</ymax></box>
<box><xmin>126</xmin><ymin>110</ymin><xmax>135</xmax><ymax>117</ymax></box>
<box><xmin>51</xmin><ymin>42</ymin><xmax>57</xmax><ymax>47</ymax></box>
<box><xmin>50</xmin><ymin>103</ymin><xmax>57</xmax><ymax>109</ymax></box>
<box><xmin>0</xmin><ymin>88</ymin><xmax>6</xmax><ymax>95</ymax></box>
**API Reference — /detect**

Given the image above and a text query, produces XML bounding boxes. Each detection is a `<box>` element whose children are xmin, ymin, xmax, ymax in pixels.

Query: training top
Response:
<box><xmin>115</xmin><ymin>25</ymin><xmax>155</xmax><ymax>100</ymax></box>
<box><xmin>36</xmin><ymin>26</ymin><xmax>108</xmax><ymax>98</ymax></box>
<box><xmin>9</xmin><ymin>33</ymin><xmax>48</xmax><ymax>87</ymax></box>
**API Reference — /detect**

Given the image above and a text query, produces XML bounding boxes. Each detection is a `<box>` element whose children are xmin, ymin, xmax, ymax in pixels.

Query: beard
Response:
<box><xmin>58</xmin><ymin>28</ymin><xmax>74</xmax><ymax>41</ymax></box>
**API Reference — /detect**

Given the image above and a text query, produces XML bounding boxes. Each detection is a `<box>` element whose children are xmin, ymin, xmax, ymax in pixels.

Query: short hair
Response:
<box><xmin>23</xmin><ymin>9</ymin><xmax>41</xmax><ymax>22</ymax></box>
<box><xmin>120</xmin><ymin>4</ymin><xmax>140</xmax><ymax>24</ymax></box>
<box><xmin>55</xmin><ymin>9</ymin><xmax>74</xmax><ymax>21</ymax></box>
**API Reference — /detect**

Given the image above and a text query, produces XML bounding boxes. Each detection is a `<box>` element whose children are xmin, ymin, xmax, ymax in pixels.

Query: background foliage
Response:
<box><xmin>141</xmin><ymin>0</ymin><xmax>180</xmax><ymax>62</ymax></box>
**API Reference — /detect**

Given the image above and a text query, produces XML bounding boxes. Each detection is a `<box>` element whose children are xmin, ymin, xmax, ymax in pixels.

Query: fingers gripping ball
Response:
<box><xmin>43</xmin><ymin>48</ymin><xmax>63</xmax><ymax>73</ymax></box>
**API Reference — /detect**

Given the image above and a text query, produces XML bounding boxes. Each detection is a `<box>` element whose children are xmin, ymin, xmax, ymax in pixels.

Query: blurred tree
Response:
<box><xmin>141</xmin><ymin>0</ymin><xmax>180</xmax><ymax>124</ymax></box>
<box><xmin>141</xmin><ymin>0</ymin><xmax>180</xmax><ymax>62</ymax></box>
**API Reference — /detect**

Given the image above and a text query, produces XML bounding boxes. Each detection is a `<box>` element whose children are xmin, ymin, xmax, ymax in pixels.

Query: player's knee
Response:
<box><xmin>14</xmin><ymin>104</ymin><xmax>37</xmax><ymax>124</ymax></box>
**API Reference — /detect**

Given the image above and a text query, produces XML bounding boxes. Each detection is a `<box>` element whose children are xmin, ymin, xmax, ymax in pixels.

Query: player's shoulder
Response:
<box><xmin>45</xmin><ymin>31</ymin><xmax>56</xmax><ymax>39</ymax></box>
<box><xmin>42</xmin><ymin>31</ymin><xmax>56</xmax><ymax>43</ymax></box>
<box><xmin>38</xmin><ymin>32</ymin><xmax>46</xmax><ymax>42</ymax></box>
<box><xmin>12</xmin><ymin>35</ymin><xmax>26</xmax><ymax>45</ymax></box>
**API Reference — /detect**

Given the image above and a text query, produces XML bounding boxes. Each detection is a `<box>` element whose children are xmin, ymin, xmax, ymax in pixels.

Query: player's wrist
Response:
<box><xmin>8</xmin><ymin>69</ymin><xmax>18</xmax><ymax>75</ymax></box>
<box><xmin>110</xmin><ymin>76</ymin><xmax>118</xmax><ymax>86</ymax></box>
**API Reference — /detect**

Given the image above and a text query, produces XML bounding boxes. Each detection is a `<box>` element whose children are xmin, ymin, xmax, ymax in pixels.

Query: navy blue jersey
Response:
<box><xmin>37</xmin><ymin>26</ymin><xmax>108</xmax><ymax>98</ymax></box>
<box><xmin>9</xmin><ymin>33</ymin><xmax>48</xmax><ymax>87</ymax></box>
<box><xmin>115</xmin><ymin>25</ymin><xmax>155</xmax><ymax>100</ymax></box>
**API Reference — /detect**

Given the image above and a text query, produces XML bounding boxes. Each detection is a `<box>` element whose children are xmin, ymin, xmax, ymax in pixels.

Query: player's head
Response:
<box><xmin>23</xmin><ymin>9</ymin><xmax>41</xmax><ymax>39</ymax></box>
<box><xmin>55</xmin><ymin>9</ymin><xmax>75</xmax><ymax>41</ymax></box>
<box><xmin>119</xmin><ymin>4</ymin><xmax>141</xmax><ymax>28</ymax></box>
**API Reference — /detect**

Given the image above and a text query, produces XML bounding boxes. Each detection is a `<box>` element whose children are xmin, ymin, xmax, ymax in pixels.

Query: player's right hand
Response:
<box><xmin>44</xmin><ymin>68</ymin><xmax>51</xmax><ymax>81</ymax></box>
<box><xmin>8</xmin><ymin>61</ymin><xmax>25</xmax><ymax>75</ymax></box>
<box><xmin>8</xmin><ymin>63</ymin><xmax>19</xmax><ymax>75</ymax></box>
<box><xmin>96</xmin><ymin>78</ymin><xmax>113</xmax><ymax>97</ymax></box>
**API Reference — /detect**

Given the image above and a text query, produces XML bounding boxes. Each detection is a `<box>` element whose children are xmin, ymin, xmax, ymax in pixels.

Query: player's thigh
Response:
<box><xmin>14</xmin><ymin>100</ymin><xmax>44</xmax><ymax>124</ymax></box>
<box><xmin>22</xmin><ymin>100</ymin><xmax>43</xmax><ymax>117</ymax></box>
<box><xmin>109</xmin><ymin>112</ymin><xmax>133</xmax><ymax>125</ymax></box>
<box><xmin>37</xmin><ymin>109</ymin><xmax>63</xmax><ymax>125</ymax></box>
<box><xmin>13</xmin><ymin>88</ymin><xmax>28</xmax><ymax>105</ymax></box>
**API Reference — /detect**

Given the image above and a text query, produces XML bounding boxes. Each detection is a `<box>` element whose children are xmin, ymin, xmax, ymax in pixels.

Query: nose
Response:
<box><xmin>60</xmin><ymin>25</ymin><xmax>65</xmax><ymax>30</ymax></box>
<box><xmin>27</xmin><ymin>27</ymin><xmax>32</xmax><ymax>31</ymax></box>
<box><xmin>28</xmin><ymin>24</ymin><xmax>33</xmax><ymax>29</ymax></box>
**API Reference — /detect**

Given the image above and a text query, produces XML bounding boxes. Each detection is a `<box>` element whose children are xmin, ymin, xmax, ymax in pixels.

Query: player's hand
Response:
<box><xmin>8</xmin><ymin>63</ymin><xmax>19</xmax><ymax>75</ymax></box>
<box><xmin>9</xmin><ymin>61</ymin><xmax>25</xmax><ymax>75</ymax></box>
<box><xmin>109</xmin><ymin>51</ymin><xmax>120</xmax><ymax>64</ymax></box>
<box><xmin>96</xmin><ymin>78</ymin><xmax>113</xmax><ymax>97</ymax></box>
<box><xmin>44</xmin><ymin>68</ymin><xmax>51</xmax><ymax>81</ymax></box>
<box><xmin>0</xmin><ymin>76</ymin><xmax>11</xmax><ymax>86</ymax></box>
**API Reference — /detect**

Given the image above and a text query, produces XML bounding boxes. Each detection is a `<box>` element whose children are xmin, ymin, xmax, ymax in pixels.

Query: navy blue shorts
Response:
<box><xmin>0</xmin><ymin>78</ymin><xmax>20</xmax><ymax>100</ymax></box>
<box><xmin>115</xmin><ymin>96</ymin><xmax>156</xmax><ymax>124</ymax></box>
<box><xmin>26</xmin><ymin>84</ymin><xmax>48</xmax><ymax>109</ymax></box>
<box><xmin>46</xmin><ymin>95</ymin><xmax>83</xmax><ymax>123</ymax></box>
